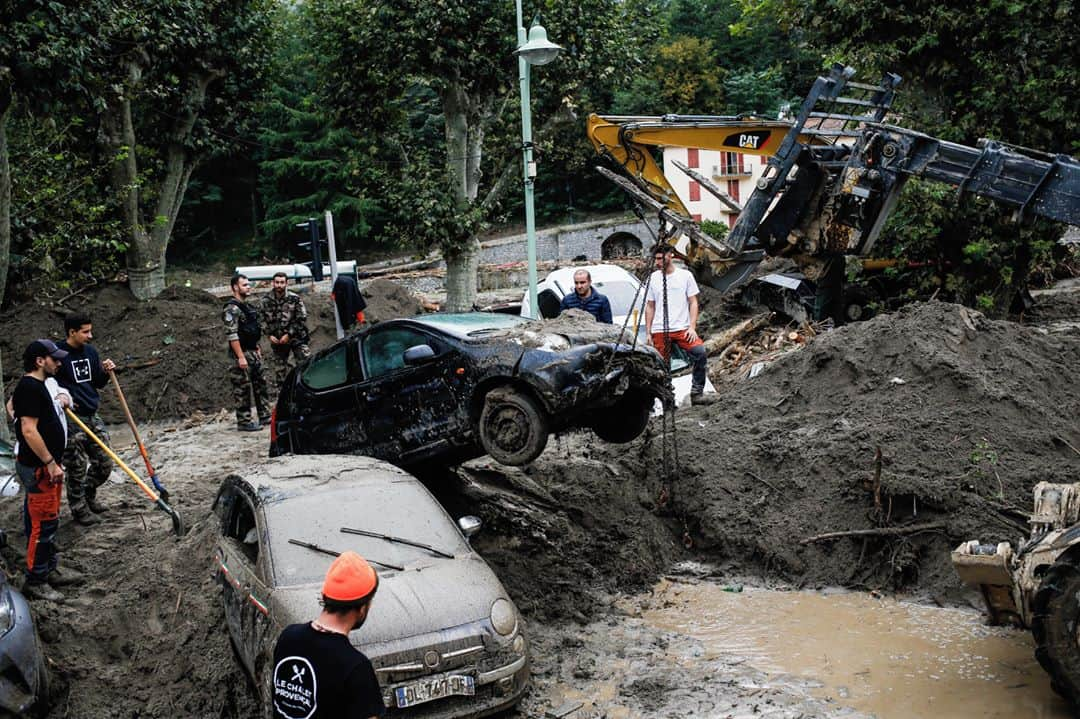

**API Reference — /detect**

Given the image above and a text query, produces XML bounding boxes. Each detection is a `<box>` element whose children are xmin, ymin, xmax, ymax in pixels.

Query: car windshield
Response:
<box><xmin>593</xmin><ymin>280</ymin><xmax>643</xmax><ymax>317</ymax></box>
<box><xmin>414</xmin><ymin>312</ymin><xmax>528</xmax><ymax>339</ymax></box>
<box><xmin>265</xmin><ymin>482</ymin><xmax>470</xmax><ymax>587</ymax></box>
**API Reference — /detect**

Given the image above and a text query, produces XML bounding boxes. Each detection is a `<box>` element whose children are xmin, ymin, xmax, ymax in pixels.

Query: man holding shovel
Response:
<box><xmin>57</xmin><ymin>313</ymin><xmax>117</xmax><ymax>526</ymax></box>
<box><xmin>12</xmin><ymin>339</ymin><xmax>84</xmax><ymax>602</ymax></box>
<box><xmin>224</xmin><ymin>274</ymin><xmax>271</xmax><ymax>431</ymax></box>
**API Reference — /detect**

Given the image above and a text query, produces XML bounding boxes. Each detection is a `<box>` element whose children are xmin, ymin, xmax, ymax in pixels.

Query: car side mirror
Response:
<box><xmin>403</xmin><ymin>344</ymin><xmax>436</xmax><ymax>366</ymax></box>
<box><xmin>458</xmin><ymin>515</ymin><xmax>482</xmax><ymax>539</ymax></box>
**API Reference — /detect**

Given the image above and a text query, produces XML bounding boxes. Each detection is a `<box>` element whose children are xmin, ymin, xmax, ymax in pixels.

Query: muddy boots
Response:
<box><xmin>690</xmin><ymin>392</ymin><xmax>717</xmax><ymax>407</ymax></box>
<box><xmin>72</xmin><ymin>507</ymin><xmax>100</xmax><ymax>526</ymax></box>
<box><xmin>23</xmin><ymin>581</ymin><xmax>64</xmax><ymax>603</ymax></box>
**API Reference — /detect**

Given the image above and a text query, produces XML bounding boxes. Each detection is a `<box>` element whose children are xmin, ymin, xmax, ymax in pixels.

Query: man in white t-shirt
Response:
<box><xmin>644</xmin><ymin>244</ymin><xmax>715</xmax><ymax>406</ymax></box>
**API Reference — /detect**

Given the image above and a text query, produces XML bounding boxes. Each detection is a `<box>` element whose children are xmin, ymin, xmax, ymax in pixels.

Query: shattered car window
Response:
<box><xmin>265</xmin><ymin>484</ymin><xmax>469</xmax><ymax>587</ymax></box>
<box><xmin>301</xmin><ymin>344</ymin><xmax>348</xmax><ymax>389</ymax></box>
<box><xmin>362</xmin><ymin>327</ymin><xmax>434</xmax><ymax>379</ymax></box>
<box><xmin>414</xmin><ymin>313</ymin><xmax>527</xmax><ymax>339</ymax></box>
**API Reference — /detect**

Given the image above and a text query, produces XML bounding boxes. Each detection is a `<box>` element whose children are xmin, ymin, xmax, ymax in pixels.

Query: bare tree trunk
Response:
<box><xmin>440</xmin><ymin>81</ymin><xmax>483</xmax><ymax>312</ymax></box>
<box><xmin>0</xmin><ymin>86</ymin><xmax>11</xmax><ymax>307</ymax></box>
<box><xmin>112</xmin><ymin>68</ymin><xmax>214</xmax><ymax>300</ymax></box>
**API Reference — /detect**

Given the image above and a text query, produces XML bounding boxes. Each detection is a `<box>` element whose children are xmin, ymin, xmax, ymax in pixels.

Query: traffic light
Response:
<box><xmin>295</xmin><ymin>218</ymin><xmax>328</xmax><ymax>281</ymax></box>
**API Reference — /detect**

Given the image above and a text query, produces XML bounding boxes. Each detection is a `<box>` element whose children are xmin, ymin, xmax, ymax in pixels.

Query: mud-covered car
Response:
<box><xmin>269</xmin><ymin>312</ymin><xmax>670</xmax><ymax>467</ymax></box>
<box><xmin>213</xmin><ymin>455</ymin><xmax>528</xmax><ymax>717</ymax></box>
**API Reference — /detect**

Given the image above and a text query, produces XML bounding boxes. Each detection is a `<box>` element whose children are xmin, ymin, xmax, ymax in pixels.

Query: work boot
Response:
<box><xmin>86</xmin><ymin>496</ymin><xmax>109</xmax><ymax>514</ymax></box>
<box><xmin>72</xmin><ymin>507</ymin><xmax>100</xmax><ymax>526</ymax></box>
<box><xmin>237</xmin><ymin>421</ymin><xmax>261</xmax><ymax>432</ymax></box>
<box><xmin>48</xmin><ymin>567</ymin><xmax>86</xmax><ymax>587</ymax></box>
<box><xmin>22</xmin><ymin>581</ymin><xmax>64</xmax><ymax>603</ymax></box>
<box><xmin>690</xmin><ymin>392</ymin><xmax>717</xmax><ymax>407</ymax></box>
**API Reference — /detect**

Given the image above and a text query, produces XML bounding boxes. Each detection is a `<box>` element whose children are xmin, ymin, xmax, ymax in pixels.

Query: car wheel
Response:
<box><xmin>842</xmin><ymin>286</ymin><xmax>876</xmax><ymax>323</ymax></box>
<box><xmin>592</xmin><ymin>390</ymin><xmax>653</xmax><ymax>444</ymax></box>
<box><xmin>479</xmin><ymin>388</ymin><xmax>549</xmax><ymax>466</ymax></box>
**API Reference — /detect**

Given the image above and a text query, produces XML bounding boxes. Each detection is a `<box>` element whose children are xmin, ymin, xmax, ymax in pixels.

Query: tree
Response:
<box><xmin>85</xmin><ymin>0</ymin><xmax>274</xmax><ymax>299</ymax></box>
<box><xmin>309</xmin><ymin>0</ymin><xmax>659</xmax><ymax>311</ymax></box>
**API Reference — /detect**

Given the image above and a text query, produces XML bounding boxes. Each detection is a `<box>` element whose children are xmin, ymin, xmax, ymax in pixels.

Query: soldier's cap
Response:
<box><xmin>24</xmin><ymin>339</ymin><xmax>68</xmax><ymax>363</ymax></box>
<box><xmin>322</xmin><ymin>551</ymin><xmax>378</xmax><ymax>603</ymax></box>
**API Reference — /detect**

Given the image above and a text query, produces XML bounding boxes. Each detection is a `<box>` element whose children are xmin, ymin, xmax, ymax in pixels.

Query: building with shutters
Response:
<box><xmin>661</xmin><ymin>146</ymin><xmax>767</xmax><ymax>229</ymax></box>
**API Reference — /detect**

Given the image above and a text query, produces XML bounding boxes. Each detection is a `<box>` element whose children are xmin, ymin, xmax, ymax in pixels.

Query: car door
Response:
<box><xmin>291</xmin><ymin>342</ymin><xmax>370</xmax><ymax>455</ymax></box>
<box><xmin>358</xmin><ymin>324</ymin><xmax>463</xmax><ymax>460</ymax></box>
<box><xmin>214</xmin><ymin>483</ymin><xmax>271</xmax><ymax>677</ymax></box>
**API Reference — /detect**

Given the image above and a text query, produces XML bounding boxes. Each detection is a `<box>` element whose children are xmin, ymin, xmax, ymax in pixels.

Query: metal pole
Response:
<box><xmin>324</xmin><ymin>210</ymin><xmax>345</xmax><ymax>340</ymax></box>
<box><xmin>308</xmin><ymin>218</ymin><xmax>324</xmax><ymax>281</ymax></box>
<box><xmin>517</xmin><ymin>0</ymin><xmax>539</xmax><ymax>319</ymax></box>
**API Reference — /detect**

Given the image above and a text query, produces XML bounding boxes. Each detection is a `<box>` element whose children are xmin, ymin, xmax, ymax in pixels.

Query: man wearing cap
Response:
<box><xmin>271</xmin><ymin>551</ymin><xmax>385</xmax><ymax>718</ymax></box>
<box><xmin>12</xmin><ymin>340</ymin><xmax>83</xmax><ymax>602</ymax></box>
<box><xmin>57</xmin><ymin>312</ymin><xmax>117</xmax><ymax>525</ymax></box>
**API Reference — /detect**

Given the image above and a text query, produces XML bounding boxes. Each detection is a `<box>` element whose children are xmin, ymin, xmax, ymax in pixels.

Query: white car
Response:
<box><xmin>519</xmin><ymin>264</ymin><xmax>646</xmax><ymax>335</ymax></box>
<box><xmin>519</xmin><ymin>264</ymin><xmax>715</xmax><ymax>407</ymax></box>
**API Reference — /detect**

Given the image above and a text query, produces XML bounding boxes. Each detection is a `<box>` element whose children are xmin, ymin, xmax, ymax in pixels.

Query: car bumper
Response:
<box><xmin>379</xmin><ymin>653</ymin><xmax>529</xmax><ymax>718</ymax></box>
<box><xmin>521</xmin><ymin>342</ymin><xmax>672</xmax><ymax>413</ymax></box>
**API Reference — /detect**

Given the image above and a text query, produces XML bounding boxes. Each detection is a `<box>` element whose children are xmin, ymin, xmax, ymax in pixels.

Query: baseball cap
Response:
<box><xmin>24</xmin><ymin>339</ymin><xmax>68</xmax><ymax>364</ymax></box>
<box><xmin>322</xmin><ymin>551</ymin><xmax>379</xmax><ymax>603</ymax></box>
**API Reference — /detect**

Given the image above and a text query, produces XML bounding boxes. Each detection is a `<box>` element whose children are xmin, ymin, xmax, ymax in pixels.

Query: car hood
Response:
<box><xmin>271</xmin><ymin>554</ymin><xmax>510</xmax><ymax>645</ymax></box>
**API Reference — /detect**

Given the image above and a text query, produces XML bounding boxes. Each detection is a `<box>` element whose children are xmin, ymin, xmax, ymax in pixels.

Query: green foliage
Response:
<box><xmin>7</xmin><ymin>110</ymin><xmax>126</xmax><ymax>283</ymax></box>
<box><xmin>700</xmin><ymin>219</ymin><xmax>729</xmax><ymax>239</ymax></box>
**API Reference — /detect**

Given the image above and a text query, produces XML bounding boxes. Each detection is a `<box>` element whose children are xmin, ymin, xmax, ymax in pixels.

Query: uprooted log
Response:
<box><xmin>800</xmin><ymin>521</ymin><xmax>948</xmax><ymax>545</ymax></box>
<box><xmin>703</xmin><ymin>312</ymin><xmax>772</xmax><ymax>356</ymax></box>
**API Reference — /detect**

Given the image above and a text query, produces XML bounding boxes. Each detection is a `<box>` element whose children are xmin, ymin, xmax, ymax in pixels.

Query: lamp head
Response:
<box><xmin>515</xmin><ymin>23</ymin><xmax>561</xmax><ymax>66</ymax></box>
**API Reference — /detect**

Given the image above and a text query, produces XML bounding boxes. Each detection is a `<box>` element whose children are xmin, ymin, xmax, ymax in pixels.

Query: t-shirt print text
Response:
<box><xmin>71</xmin><ymin>358</ymin><xmax>92</xmax><ymax>383</ymax></box>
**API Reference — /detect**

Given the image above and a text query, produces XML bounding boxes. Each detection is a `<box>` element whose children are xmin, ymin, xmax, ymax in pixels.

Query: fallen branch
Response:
<box><xmin>800</xmin><ymin>521</ymin><xmax>948</xmax><ymax>545</ymax></box>
<box><xmin>1055</xmin><ymin>436</ymin><xmax>1080</xmax><ymax>459</ymax></box>
<box><xmin>117</xmin><ymin>358</ymin><xmax>162</xmax><ymax>371</ymax></box>
<box><xmin>703</xmin><ymin>312</ymin><xmax>771</xmax><ymax>356</ymax></box>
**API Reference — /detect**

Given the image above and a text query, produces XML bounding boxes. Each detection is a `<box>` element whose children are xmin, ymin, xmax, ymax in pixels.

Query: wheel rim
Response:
<box><xmin>486</xmin><ymin>403</ymin><xmax>530</xmax><ymax>453</ymax></box>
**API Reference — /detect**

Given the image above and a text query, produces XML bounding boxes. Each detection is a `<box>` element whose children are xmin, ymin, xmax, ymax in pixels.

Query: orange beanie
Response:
<box><xmin>322</xmin><ymin>551</ymin><xmax>379</xmax><ymax>602</ymax></box>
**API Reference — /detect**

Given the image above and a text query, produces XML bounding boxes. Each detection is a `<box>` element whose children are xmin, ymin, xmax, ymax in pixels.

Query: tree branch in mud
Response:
<box><xmin>800</xmin><ymin>521</ymin><xmax>948</xmax><ymax>545</ymax></box>
<box><xmin>703</xmin><ymin>312</ymin><xmax>772</xmax><ymax>356</ymax></box>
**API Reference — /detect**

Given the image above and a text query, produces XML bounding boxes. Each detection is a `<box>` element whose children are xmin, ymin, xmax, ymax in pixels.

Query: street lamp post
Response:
<box><xmin>514</xmin><ymin>2</ymin><xmax>561</xmax><ymax>319</ymax></box>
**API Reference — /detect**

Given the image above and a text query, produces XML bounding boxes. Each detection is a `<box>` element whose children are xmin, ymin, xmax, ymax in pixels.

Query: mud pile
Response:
<box><xmin>657</xmin><ymin>301</ymin><xmax>1080</xmax><ymax>595</ymax></box>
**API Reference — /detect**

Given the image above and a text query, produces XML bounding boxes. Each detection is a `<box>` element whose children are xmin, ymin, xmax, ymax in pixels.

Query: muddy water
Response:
<box><xmin>641</xmin><ymin>579</ymin><xmax>1071</xmax><ymax>718</ymax></box>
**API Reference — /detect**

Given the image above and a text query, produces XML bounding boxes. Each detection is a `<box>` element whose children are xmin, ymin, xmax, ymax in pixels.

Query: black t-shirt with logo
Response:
<box><xmin>13</xmin><ymin>376</ymin><xmax>66</xmax><ymax>467</ymax></box>
<box><xmin>272</xmin><ymin>623</ymin><xmax>385</xmax><ymax>719</ymax></box>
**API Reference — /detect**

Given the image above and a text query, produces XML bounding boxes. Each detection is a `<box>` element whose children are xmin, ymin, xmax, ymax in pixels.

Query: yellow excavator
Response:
<box><xmin>587</xmin><ymin>64</ymin><xmax>1079</xmax><ymax>300</ymax></box>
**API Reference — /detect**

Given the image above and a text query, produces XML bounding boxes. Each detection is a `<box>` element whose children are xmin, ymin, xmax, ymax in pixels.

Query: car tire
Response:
<box><xmin>479</xmin><ymin>388</ymin><xmax>549</xmax><ymax>466</ymax></box>
<box><xmin>592</xmin><ymin>390</ymin><xmax>653</xmax><ymax>444</ymax></box>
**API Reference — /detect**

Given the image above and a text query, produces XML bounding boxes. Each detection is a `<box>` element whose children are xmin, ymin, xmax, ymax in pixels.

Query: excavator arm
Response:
<box><xmin>589</xmin><ymin>64</ymin><xmax>1080</xmax><ymax>294</ymax></box>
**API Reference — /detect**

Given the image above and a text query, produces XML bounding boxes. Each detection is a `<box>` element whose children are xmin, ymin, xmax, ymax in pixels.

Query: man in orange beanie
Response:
<box><xmin>271</xmin><ymin>551</ymin><xmax>385</xmax><ymax>718</ymax></box>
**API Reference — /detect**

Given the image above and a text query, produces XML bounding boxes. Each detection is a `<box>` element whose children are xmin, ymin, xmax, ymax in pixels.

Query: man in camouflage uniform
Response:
<box><xmin>259</xmin><ymin>271</ymin><xmax>312</xmax><ymax>391</ymax></box>
<box><xmin>224</xmin><ymin>274</ymin><xmax>271</xmax><ymax>431</ymax></box>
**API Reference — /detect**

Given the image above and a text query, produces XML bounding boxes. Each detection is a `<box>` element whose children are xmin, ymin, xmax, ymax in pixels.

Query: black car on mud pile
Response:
<box><xmin>268</xmin><ymin>312</ymin><xmax>670</xmax><ymax>467</ymax></box>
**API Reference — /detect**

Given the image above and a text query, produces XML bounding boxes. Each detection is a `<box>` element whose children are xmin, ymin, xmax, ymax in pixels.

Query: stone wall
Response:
<box><xmin>479</xmin><ymin>216</ymin><xmax>654</xmax><ymax>265</ymax></box>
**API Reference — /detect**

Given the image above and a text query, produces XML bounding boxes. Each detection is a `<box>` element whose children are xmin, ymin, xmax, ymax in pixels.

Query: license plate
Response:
<box><xmin>394</xmin><ymin>674</ymin><xmax>475</xmax><ymax>708</ymax></box>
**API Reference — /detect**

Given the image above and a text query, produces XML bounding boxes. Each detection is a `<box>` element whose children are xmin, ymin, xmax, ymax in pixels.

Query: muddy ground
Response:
<box><xmin>0</xmin><ymin>278</ymin><xmax>1076</xmax><ymax>716</ymax></box>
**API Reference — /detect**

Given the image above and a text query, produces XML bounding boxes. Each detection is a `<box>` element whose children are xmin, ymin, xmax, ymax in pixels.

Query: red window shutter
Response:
<box><xmin>727</xmin><ymin>180</ymin><xmax>740</xmax><ymax>203</ymax></box>
<box><xmin>728</xmin><ymin>213</ymin><xmax>737</xmax><ymax>229</ymax></box>
<box><xmin>738</xmin><ymin>153</ymin><xmax>745</xmax><ymax>173</ymax></box>
<box><xmin>687</xmin><ymin>148</ymin><xmax>699</xmax><ymax>168</ymax></box>
<box><xmin>692</xmin><ymin>213</ymin><xmax>702</xmax><ymax>222</ymax></box>
<box><xmin>689</xmin><ymin>181</ymin><xmax>701</xmax><ymax>202</ymax></box>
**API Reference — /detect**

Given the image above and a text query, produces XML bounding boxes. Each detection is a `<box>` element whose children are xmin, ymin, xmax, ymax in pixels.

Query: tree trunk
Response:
<box><xmin>441</xmin><ymin>81</ymin><xmax>482</xmax><ymax>312</ymax></box>
<box><xmin>0</xmin><ymin>86</ymin><xmax>12</xmax><ymax>307</ymax></box>
<box><xmin>113</xmin><ymin>68</ymin><xmax>214</xmax><ymax>300</ymax></box>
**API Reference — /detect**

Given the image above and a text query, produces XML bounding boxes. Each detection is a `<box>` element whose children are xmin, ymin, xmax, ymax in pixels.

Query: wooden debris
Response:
<box><xmin>800</xmin><ymin>521</ymin><xmax>948</xmax><ymax>545</ymax></box>
<box><xmin>703</xmin><ymin>313</ymin><xmax>771</xmax><ymax>356</ymax></box>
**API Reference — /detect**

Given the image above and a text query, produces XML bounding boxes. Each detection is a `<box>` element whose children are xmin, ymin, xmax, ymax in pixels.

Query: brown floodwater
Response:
<box><xmin>642</xmin><ymin>579</ymin><xmax>1072</xmax><ymax>719</ymax></box>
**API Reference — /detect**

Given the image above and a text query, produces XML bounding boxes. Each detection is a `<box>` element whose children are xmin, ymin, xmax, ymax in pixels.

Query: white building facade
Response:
<box><xmin>662</xmin><ymin>147</ymin><xmax>769</xmax><ymax>229</ymax></box>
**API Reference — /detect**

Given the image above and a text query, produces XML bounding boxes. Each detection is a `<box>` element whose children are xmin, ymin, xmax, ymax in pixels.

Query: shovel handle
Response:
<box><xmin>109</xmin><ymin>371</ymin><xmax>157</xmax><ymax>476</ymax></box>
<box><xmin>65</xmin><ymin>409</ymin><xmax>159</xmax><ymax>503</ymax></box>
